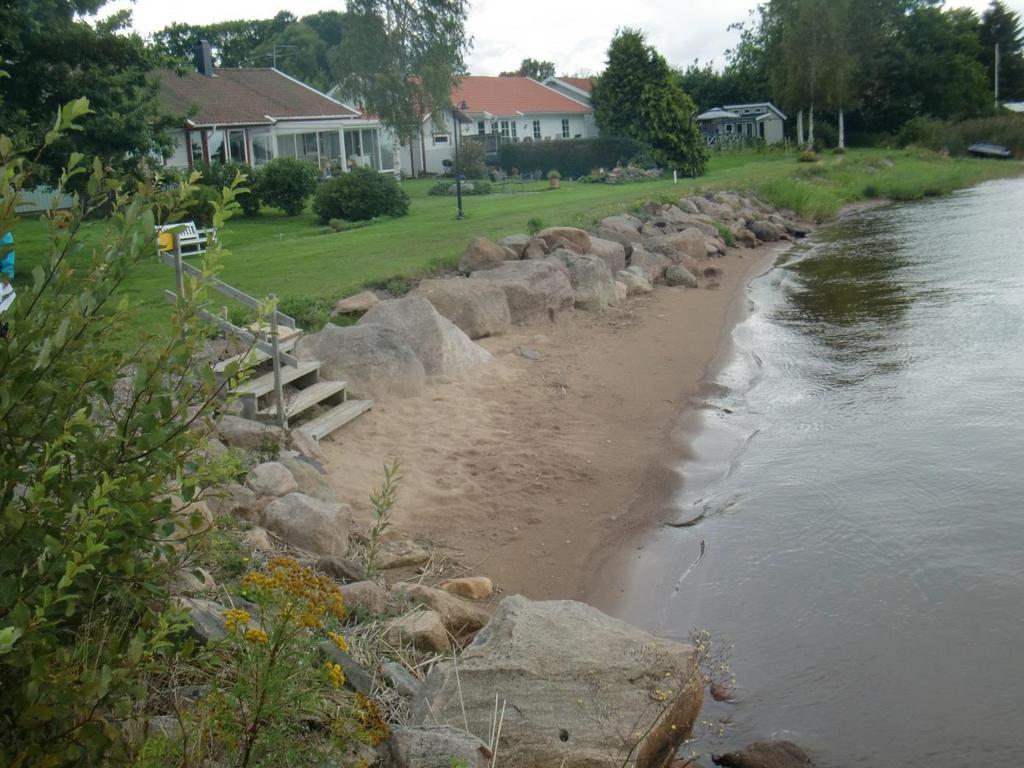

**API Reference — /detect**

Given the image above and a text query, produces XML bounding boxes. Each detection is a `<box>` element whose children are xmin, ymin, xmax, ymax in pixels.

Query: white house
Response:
<box><xmin>157</xmin><ymin>42</ymin><xmax>393</xmax><ymax>174</ymax></box>
<box><xmin>399</xmin><ymin>76</ymin><xmax>598</xmax><ymax>177</ymax></box>
<box><xmin>696</xmin><ymin>102</ymin><xmax>787</xmax><ymax>145</ymax></box>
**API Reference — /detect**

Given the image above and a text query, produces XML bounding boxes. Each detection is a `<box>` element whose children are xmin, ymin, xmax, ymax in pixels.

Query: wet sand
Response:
<box><xmin>320</xmin><ymin>244</ymin><xmax>784</xmax><ymax>599</ymax></box>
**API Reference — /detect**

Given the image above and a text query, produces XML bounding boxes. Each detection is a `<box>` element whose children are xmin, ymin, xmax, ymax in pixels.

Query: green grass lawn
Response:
<box><xmin>10</xmin><ymin>148</ymin><xmax>1022</xmax><ymax>333</ymax></box>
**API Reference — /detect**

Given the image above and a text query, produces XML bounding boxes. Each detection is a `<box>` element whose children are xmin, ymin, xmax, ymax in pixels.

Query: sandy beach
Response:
<box><xmin>320</xmin><ymin>244</ymin><xmax>784</xmax><ymax>600</ymax></box>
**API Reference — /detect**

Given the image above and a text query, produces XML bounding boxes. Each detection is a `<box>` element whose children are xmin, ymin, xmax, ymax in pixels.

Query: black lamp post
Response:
<box><xmin>453</xmin><ymin>100</ymin><xmax>467</xmax><ymax>219</ymax></box>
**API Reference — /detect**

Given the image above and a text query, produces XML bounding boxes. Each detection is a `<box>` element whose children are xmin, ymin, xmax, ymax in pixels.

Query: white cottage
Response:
<box><xmin>696</xmin><ymin>102</ymin><xmax>787</xmax><ymax>145</ymax></box>
<box><xmin>157</xmin><ymin>42</ymin><xmax>392</xmax><ymax>174</ymax></box>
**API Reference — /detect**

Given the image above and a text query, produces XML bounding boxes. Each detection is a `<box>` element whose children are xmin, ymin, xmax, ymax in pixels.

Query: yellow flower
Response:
<box><xmin>244</xmin><ymin>628</ymin><xmax>269</xmax><ymax>644</ymax></box>
<box><xmin>327</xmin><ymin>631</ymin><xmax>349</xmax><ymax>653</ymax></box>
<box><xmin>324</xmin><ymin>661</ymin><xmax>345</xmax><ymax>690</ymax></box>
<box><xmin>223</xmin><ymin>608</ymin><xmax>251</xmax><ymax>632</ymax></box>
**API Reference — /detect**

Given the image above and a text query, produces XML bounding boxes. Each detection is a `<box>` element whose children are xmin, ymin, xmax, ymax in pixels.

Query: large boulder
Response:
<box><xmin>537</xmin><ymin>226</ymin><xmax>592</xmax><ymax>253</ymax></box>
<box><xmin>644</xmin><ymin>228</ymin><xmax>707</xmax><ymax>262</ymax></box>
<box><xmin>629</xmin><ymin>247</ymin><xmax>672</xmax><ymax>284</ymax></box>
<box><xmin>676</xmin><ymin>197</ymin><xmax>701</xmax><ymax>214</ymax></box>
<box><xmin>746</xmin><ymin>220</ymin><xmax>785</xmax><ymax>242</ymax></box>
<box><xmin>339</xmin><ymin>580</ymin><xmax>388</xmax><ymax>615</ymax></box>
<box><xmin>665</xmin><ymin>265</ymin><xmax>699</xmax><ymax>288</ymax></box>
<box><xmin>295</xmin><ymin>324</ymin><xmax>426</xmax><ymax>399</ymax></box>
<box><xmin>393</xmin><ymin>582</ymin><xmax>491</xmax><ymax>637</ymax></box>
<box><xmin>386</xmin><ymin>725</ymin><xmax>490</xmax><ymax>768</ymax></box>
<box><xmin>593</xmin><ymin>227</ymin><xmax>638</xmax><ymax>258</ymax></box>
<box><xmin>411</xmin><ymin>596</ymin><xmax>703</xmax><ymax>768</ymax></box>
<box><xmin>439</xmin><ymin>576</ymin><xmax>494</xmax><ymax>600</ymax></box>
<box><xmin>412</xmin><ymin>279</ymin><xmax>511</xmax><ymax>340</ymax></box>
<box><xmin>586</xmin><ymin>237</ymin><xmax>627</xmax><ymax>275</ymax></box>
<box><xmin>711</xmin><ymin>741</ymin><xmax>813</xmax><ymax>768</ymax></box>
<box><xmin>386</xmin><ymin>610</ymin><xmax>451</xmax><ymax>652</ymax></box>
<box><xmin>360</xmin><ymin>296</ymin><xmax>492</xmax><ymax>375</ymax></box>
<box><xmin>545</xmin><ymin>250</ymin><xmax>618</xmax><ymax>312</ymax></box>
<box><xmin>459</xmin><ymin>238</ymin><xmax>517</xmax><ymax>274</ymax></box>
<box><xmin>616</xmin><ymin>269</ymin><xmax>654</xmax><ymax>296</ymax></box>
<box><xmin>469</xmin><ymin>260</ymin><xmax>574</xmax><ymax>325</ymax></box>
<box><xmin>246</xmin><ymin>461</ymin><xmax>298</xmax><ymax>498</ymax></box>
<box><xmin>260</xmin><ymin>493</ymin><xmax>353</xmax><ymax>558</ymax></box>
<box><xmin>597</xmin><ymin>214</ymin><xmax>642</xmax><ymax>236</ymax></box>
<box><xmin>216</xmin><ymin>415</ymin><xmax>285</xmax><ymax>451</ymax></box>
<box><xmin>497</xmin><ymin>234</ymin><xmax>531</xmax><ymax>258</ymax></box>
<box><xmin>522</xmin><ymin>236</ymin><xmax>549</xmax><ymax>260</ymax></box>
<box><xmin>278</xmin><ymin>454</ymin><xmax>337</xmax><ymax>503</ymax></box>
<box><xmin>333</xmin><ymin>290</ymin><xmax>380</xmax><ymax>315</ymax></box>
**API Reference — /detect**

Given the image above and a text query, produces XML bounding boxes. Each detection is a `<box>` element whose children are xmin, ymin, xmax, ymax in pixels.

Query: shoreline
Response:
<box><xmin>319</xmin><ymin>239</ymin><xmax>788</xmax><ymax>600</ymax></box>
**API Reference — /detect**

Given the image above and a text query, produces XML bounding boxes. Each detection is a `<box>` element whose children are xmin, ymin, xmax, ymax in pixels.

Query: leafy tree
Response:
<box><xmin>500</xmin><ymin>58</ymin><xmax>556</xmax><ymax>80</ymax></box>
<box><xmin>0</xmin><ymin>97</ymin><xmax>241</xmax><ymax>765</ymax></box>
<box><xmin>330</xmin><ymin>0</ymin><xmax>472</xmax><ymax>140</ymax></box>
<box><xmin>593</xmin><ymin>29</ymin><xmax>706</xmax><ymax>175</ymax></box>
<box><xmin>252</xmin><ymin>21</ymin><xmax>332</xmax><ymax>89</ymax></box>
<box><xmin>0</xmin><ymin>0</ymin><xmax>177</xmax><ymax>182</ymax></box>
<box><xmin>150</xmin><ymin>12</ymin><xmax>296</xmax><ymax>67</ymax></box>
<box><xmin>980</xmin><ymin>0</ymin><xmax>1024</xmax><ymax>100</ymax></box>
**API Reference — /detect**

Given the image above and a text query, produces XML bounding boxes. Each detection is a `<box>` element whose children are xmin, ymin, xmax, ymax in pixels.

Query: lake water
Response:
<box><xmin>599</xmin><ymin>177</ymin><xmax>1024</xmax><ymax>767</ymax></box>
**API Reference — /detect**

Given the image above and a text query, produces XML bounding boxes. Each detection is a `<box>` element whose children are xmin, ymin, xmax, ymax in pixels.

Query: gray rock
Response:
<box><xmin>360</xmin><ymin>296</ymin><xmax>492</xmax><ymax>376</ymax></box>
<box><xmin>340</xmin><ymin>580</ymin><xmax>388</xmax><ymax>615</ymax></box>
<box><xmin>382</xmin><ymin>662</ymin><xmax>423</xmax><ymax>699</ymax></box>
<box><xmin>468</xmin><ymin>260</ymin><xmax>575</xmax><ymax>325</ymax></box>
<box><xmin>628</xmin><ymin>247</ymin><xmax>672</xmax><ymax>284</ymax></box>
<box><xmin>497</xmin><ymin>234</ymin><xmax>530</xmax><ymax>257</ymax></box>
<box><xmin>320</xmin><ymin>643</ymin><xmax>374</xmax><ymax>695</ymax></box>
<box><xmin>386</xmin><ymin>725</ymin><xmax>490</xmax><ymax>768</ymax></box>
<box><xmin>593</xmin><ymin>226</ymin><xmax>637</xmax><ymax>258</ymax></box>
<box><xmin>393</xmin><ymin>582</ymin><xmax>491</xmax><ymax>637</ymax></box>
<box><xmin>261</xmin><ymin>493</ymin><xmax>353</xmax><ymax>558</ymax></box>
<box><xmin>545</xmin><ymin>250</ymin><xmax>618</xmax><ymax>312</ymax></box>
<box><xmin>616</xmin><ymin>269</ymin><xmax>654</xmax><ymax>296</ymax></box>
<box><xmin>206</xmin><ymin>483</ymin><xmax>258</xmax><ymax>519</ymax></box>
<box><xmin>514</xmin><ymin>345</ymin><xmax>543</xmax><ymax>361</ymax></box>
<box><xmin>537</xmin><ymin>226</ymin><xmax>592</xmax><ymax>253</ymax></box>
<box><xmin>521</xmin><ymin>236</ymin><xmax>549</xmax><ymax>260</ymax></box>
<box><xmin>411</xmin><ymin>595</ymin><xmax>704</xmax><ymax>768</ymax></box>
<box><xmin>242</xmin><ymin>526</ymin><xmax>275</xmax><ymax>551</ymax></box>
<box><xmin>317</xmin><ymin>555</ymin><xmax>367</xmax><ymax>582</ymax></box>
<box><xmin>368</xmin><ymin>530</ymin><xmax>431</xmax><ymax>570</ymax></box>
<box><xmin>296</xmin><ymin>324</ymin><xmax>426</xmax><ymax>400</ymax></box>
<box><xmin>333</xmin><ymin>290</ymin><xmax>380</xmax><ymax>315</ymax></box>
<box><xmin>279</xmin><ymin>454</ymin><xmax>337</xmax><ymax>503</ymax></box>
<box><xmin>412</xmin><ymin>279</ymin><xmax>511</xmax><ymax>340</ymax></box>
<box><xmin>746</xmin><ymin>220</ymin><xmax>784</xmax><ymax>242</ymax></box>
<box><xmin>246</xmin><ymin>461</ymin><xmax>298</xmax><ymax>498</ymax></box>
<box><xmin>597</xmin><ymin>213</ymin><xmax>643</xmax><ymax>235</ymax></box>
<box><xmin>459</xmin><ymin>238</ymin><xmax>516</xmax><ymax>274</ymax></box>
<box><xmin>586</xmin><ymin>237</ymin><xmax>627</xmax><ymax>274</ymax></box>
<box><xmin>176</xmin><ymin>597</ymin><xmax>227</xmax><ymax>643</ymax></box>
<box><xmin>676</xmin><ymin>197</ymin><xmax>701</xmax><ymax>214</ymax></box>
<box><xmin>666</xmin><ymin>265</ymin><xmax>699</xmax><ymax>288</ymax></box>
<box><xmin>644</xmin><ymin>228</ymin><xmax>707</xmax><ymax>262</ymax></box>
<box><xmin>216</xmin><ymin>415</ymin><xmax>285</xmax><ymax>451</ymax></box>
<box><xmin>711</xmin><ymin>740</ymin><xmax>813</xmax><ymax>768</ymax></box>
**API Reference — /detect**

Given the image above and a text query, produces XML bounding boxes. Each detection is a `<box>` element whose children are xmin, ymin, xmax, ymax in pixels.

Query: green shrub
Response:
<box><xmin>898</xmin><ymin>114</ymin><xmax>1024</xmax><ymax>157</ymax></box>
<box><xmin>313</xmin><ymin>167</ymin><xmax>410</xmax><ymax>223</ymax></box>
<box><xmin>713</xmin><ymin>221</ymin><xmax>736</xmax><ymax>247</ymax></box>
<box><xmin>427</xmin><ymin>180</ymin><xmax>492</xmax><ymax>196</ymax></box>
<box><xmin>526</xmin><ymin>216</ymin><xmax>545</xmax><ymax>235</ymax></box>
<box><xmin>198</xmin><ymin>162</ymin><xmax>261</xmax><ymax>216</ymax></box>
<box><xmin>277</xmin><ymin>295</ymin><xmax>335</xmax><ymax>331</ymax></box>
<box><xmin>454</xmin><ymin>137</ymin><xmax>488</xmax><ymax>179</ymax></box>
<box><xmin>498</xmin><ymin>137</ymin><xmax>647</xmax><ymax>178</ymax></box>
<box><xmin>259</xmin><ymin>157</ymin><xmax>318</xmax><ymax>216</ymax></box>
<box><xmin>176</xmin><ymin>183</ymin><xmax>220</xmax><ymax>227</ymax></box>
<box><xmin>798</xmin><ymin>150</ymin><xmax>818</xmax><ymax>163</ymax></box>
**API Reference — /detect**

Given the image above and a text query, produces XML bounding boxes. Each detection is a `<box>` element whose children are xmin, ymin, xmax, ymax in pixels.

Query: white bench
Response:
<box><xmin>156</xmin><ymin>221</ymin><xmax>217</xmax><ymax>256</ymax></box>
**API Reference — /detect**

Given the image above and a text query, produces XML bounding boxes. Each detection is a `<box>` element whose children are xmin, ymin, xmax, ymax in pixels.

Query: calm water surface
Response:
<box><xmin>601</xmin><ymin>177</ymin><xmax>1024</xmax><ymax>766</ymax></box>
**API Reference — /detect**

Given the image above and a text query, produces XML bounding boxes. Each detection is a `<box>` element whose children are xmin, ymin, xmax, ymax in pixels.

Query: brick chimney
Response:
<box><xmin>194</xmin><ymin>40</ymin><xmax>213</xmax><ymax>77</ymax></box>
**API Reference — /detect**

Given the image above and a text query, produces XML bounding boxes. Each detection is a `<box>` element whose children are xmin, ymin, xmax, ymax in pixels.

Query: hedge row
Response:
<box><xmin>497</xmin><ymin>137</ymin><xmax>648</xmax><ymax>179</ymax></box>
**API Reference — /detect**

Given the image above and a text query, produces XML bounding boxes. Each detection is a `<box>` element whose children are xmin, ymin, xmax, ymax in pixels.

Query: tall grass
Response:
<box><xmin>899</xmin><ymin>115</ymin><xmax>1024</xmax><ymax>158</ymax></box>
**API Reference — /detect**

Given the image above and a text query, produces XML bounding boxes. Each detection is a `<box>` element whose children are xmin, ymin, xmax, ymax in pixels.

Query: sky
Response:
<box><xmin>108</xmin><ymin>0</ymin><xmax>1021</xmax><ymax>76</ymax></box>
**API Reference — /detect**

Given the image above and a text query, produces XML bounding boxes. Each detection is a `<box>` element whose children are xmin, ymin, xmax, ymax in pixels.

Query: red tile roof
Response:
<box><xmin>451</xmin><ymin>76</ymin><xmax>591</xmax><ymax>117</ymax></box>
<box><xmin>156</xmin><ymin>68</ymin><xmax>360</xmax><ymax>127</ymax></box>
<box><xmin>559</xmin><ymin>77</ymin><xmax>594</xmax><ymax>94</ymax></box>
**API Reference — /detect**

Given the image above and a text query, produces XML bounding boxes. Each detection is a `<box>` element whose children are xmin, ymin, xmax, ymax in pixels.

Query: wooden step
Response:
<box><xmin>232</xmin><ymin>360</ymin><xmax>320</xmax><ymax>399</ymax></box>
<box><xmin>214</xmin><ymin>336</ymin><xmax>297</xmax><ymax>375</ymax></box>
<box><xmin>297</xmin><ymin>399</ymin><xmax>373</xmax><ymax>442</ymax></box>
<box><xmin>257</xmin><ymin>380</ymin><xmax>348</xmax><ymax>420</ymax></box>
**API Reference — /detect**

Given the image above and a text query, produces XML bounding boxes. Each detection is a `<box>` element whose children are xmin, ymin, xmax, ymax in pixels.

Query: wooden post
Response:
<box><xmin>268</xmin><ymin>293</ymin><xmax>287</xmax><ymax>430</ymax></box>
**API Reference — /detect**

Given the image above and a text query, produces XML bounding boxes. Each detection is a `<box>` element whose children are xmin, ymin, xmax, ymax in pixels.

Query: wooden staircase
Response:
<box><xmin>159</xmin><ymin>234</ymin><xmax>371</xmax><ymax>443</ymax></box>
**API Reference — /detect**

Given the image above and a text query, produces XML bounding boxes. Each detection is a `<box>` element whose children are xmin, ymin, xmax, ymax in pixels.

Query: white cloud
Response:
<box><xmin>112</xmin><ymin>0</ymin><xmax>1023</xmax><ymax>76</ymax></box>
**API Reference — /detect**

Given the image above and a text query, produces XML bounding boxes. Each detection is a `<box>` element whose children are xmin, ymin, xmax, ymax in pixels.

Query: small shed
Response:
<box><xmin>697</xmin><ymin>102</ymin><xmax>786</xmax><ymax>145</ymax></box>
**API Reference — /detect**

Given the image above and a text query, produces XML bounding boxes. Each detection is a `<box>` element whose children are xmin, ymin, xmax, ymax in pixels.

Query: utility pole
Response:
<box><xmin>995</xmin><ymin>43</ymin><xmax>1000</xmax><ymax>108</ymax></box>
<box><xmin>272</xmin><ymin>45</ymin><xmax>296</xmax><ymax>69</ymax></box>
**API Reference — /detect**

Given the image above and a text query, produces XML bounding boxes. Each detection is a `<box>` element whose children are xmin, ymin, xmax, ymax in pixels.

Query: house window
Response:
<box><xmin>561</xmin><ymin>119</ymin><xmax>570</xmax><ymax>138</ymax></box>
<box><xmin>725</xmin><ymin>124</ymin><xmax>733</xmax><ymax>134</ymax></box>
<box><xmin>745</xmin><ymin>122</ymin><xmax>753</xmax><ymax>137</ymax></box>
<box><xmin>432</xmin><ymin>133</ymin><xmax>449</xmax><ymax>145</ymax></box>
<box><xmin>189</xmin><ymin>131</ymin><xmax>204</xmax><ymax>167</ymax></box>
<box><xmin>533</xmin><ymin>120</ymin><xmax>541</xmax><ymax>140</ymax></box>
<box><xmin>491</xmin><ymin>121</ymin><xmax>499</xmax><ymax>134</ymax></box>
<box><xmin>251</xmin><ymin>133</ymin><xmax>272</xmax><ymax>166</ymax></box>
<box><xmin>499</xmin><ymin>120</ymin><xmax>510</xmax><ymax>139</ymax></box>
<box><xmin>477</xmin><ymin>120</ymin><xmax>486</xmax><ymax>135</ymax></box>
<box><xmin>227</xmin><ymin>129</ymin><xmax>247</xmax><ymax>163</ymax></box>
<box><xmin>759</xmin><ymin>122</ymin><xmax>766</xmax><ymax>139</ymax></box>
<box><xmin>344</xmin><ymin>130</ymin><xmax>362</xmax><ymax>159</ymax></box>
<box><xmin>207</xmin><ymin>131</ymin><xmax>227</xmax><ymax>163</ymax></box>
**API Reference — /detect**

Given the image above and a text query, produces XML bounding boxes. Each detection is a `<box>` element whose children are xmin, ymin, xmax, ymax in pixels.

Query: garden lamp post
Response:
<box><xmin>453</xmin><ymin>100</ymin><xmax>468</xmax><ymax>219</ymax></box>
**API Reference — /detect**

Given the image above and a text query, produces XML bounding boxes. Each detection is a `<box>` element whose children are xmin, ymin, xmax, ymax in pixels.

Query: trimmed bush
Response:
<box><xmin>498</xmin><ymin>137</ymin><xmax>647</xmax><ymax>178</ymax></box>
<box><xmin>427</xmin><ymin>180</ymin><xmax>492</xmax><ymax>196</ymax></box>
<box><xmin>259</xmin><ymin>157</ymin><xmax>318</xmax><ymax>216</ymax></box>
<box><xmin>312</xmin><ymin>167</ymin><xmax>410</xmax><ymax>223</ymax></box>
<box><xmin>454</xmin><ymin>137</ymin><xmax>488</xmax><ymax>179</ymax></box>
